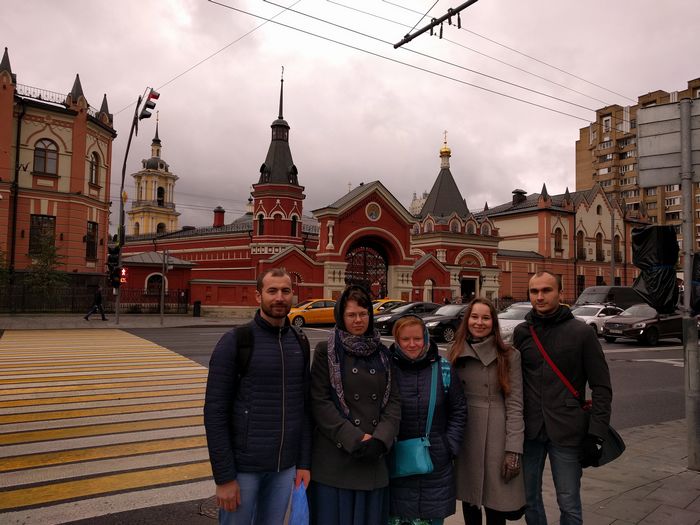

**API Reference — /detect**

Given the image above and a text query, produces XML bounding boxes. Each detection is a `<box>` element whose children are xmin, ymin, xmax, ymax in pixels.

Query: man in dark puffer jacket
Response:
<box><xmin>204</xmin><ymin>268</ymin><xmax>312</xmax><ymax>524</ymax></box>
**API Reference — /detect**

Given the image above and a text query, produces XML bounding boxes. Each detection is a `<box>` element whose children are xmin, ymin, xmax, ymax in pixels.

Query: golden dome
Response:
<box><xmin>440</xmin><ymin>141</ymin><xmax>451</xmax><ymax>156</ymax></box>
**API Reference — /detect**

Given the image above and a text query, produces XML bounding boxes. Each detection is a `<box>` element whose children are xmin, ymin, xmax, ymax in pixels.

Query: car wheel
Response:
<box><xmin>443</xmin><ymin>327</ymin><xmax>456</xmax><ymax>343</ymax></box>
<box><xmin>590</xmin><ymin>323</ymin><xmax>599</xmax><ymax>336</ymax></box>
<box><xmin>604</xmin><ymin>336</ymin><xmax>617</xmax><ymax>343</ymax></box>
<box><xmin>292</xmin><ymin>316</ymin><xmax>305</xmax><ymax>328</ymax></box>
<box><xmin>643</xmin><ymin>327</ymin><xmax>659</xmax><ymax>346</ymax></box>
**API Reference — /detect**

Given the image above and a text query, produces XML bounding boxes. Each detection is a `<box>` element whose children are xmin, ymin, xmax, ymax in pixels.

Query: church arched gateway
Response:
<box><xmin>344</xmin><ymin>240</ymin><xmax>388</xmax><ymax>299</ymax></box>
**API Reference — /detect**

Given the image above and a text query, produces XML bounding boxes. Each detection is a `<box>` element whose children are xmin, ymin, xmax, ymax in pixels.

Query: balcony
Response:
<box><xmin>132</xmin><ymin>200</ymin><xmax>176</xmax><ymax>210</ymax></box>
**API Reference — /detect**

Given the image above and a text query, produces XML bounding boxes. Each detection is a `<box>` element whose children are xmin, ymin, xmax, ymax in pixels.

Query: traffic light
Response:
<box><xmin>107</xmin><ymin>245</ymin><xmax>121</xmax><ymax>288</ymax></box>
<box><xmin>138</xmin><ymin>88</ymin><xmax>160</xmax><ymax>120</ymax></box>
<box><xmin>119</xmin><ymin>267</ymin><xmax>129</xmax><ymax>285</ymax></box>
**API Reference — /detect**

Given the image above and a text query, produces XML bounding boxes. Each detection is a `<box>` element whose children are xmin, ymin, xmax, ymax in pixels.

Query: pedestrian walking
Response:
<box><xmin>84</xmin><ymin>287</ymin><xmax>107</xmax><ymax>321</ymax></box>
<box><xmin>203</xmin><ymin>268</ymin><xmax>312</xmax><ymax>525</ymax></box>
<box><xmin>449</xmin><ymin>298</ymin><xmax>525</xmax><ymax>525</ymax></box>
<box><xmin>308</xmin><ymin>284</ymin><xmax>401</xmax><ymax>525</ymax></box>
<box><xmin>514</xmin><ymin>271</ymin><xmax>612</xmax><ymax>525</ymax></box>
<box><xmin>388</xmin><ymin>315</ymin><xmax>466</xmax><ymax>525</ymax></box>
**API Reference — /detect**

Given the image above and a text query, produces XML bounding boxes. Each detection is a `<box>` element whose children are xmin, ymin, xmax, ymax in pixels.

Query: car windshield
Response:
<box><xmin>295</xmin><ymin>300</ymin><xmax>313</xmax><ymax>308</ymax></box>
<box><xmin>390</xmin><ymin>303</ymin><xmax>418</xmax><ymax>314</ymax></box>
<box><xmin>432</xmin><ymin>304</ymin><xmax>465</xmax><ymax>316</ymax></box>
<box><xmin>498</xmin><ymin>306</ymin><xmax>530</xmax><ymax>320</ymax></box>
<box><xmin>571</xmin><ymin>306</ymin><xmax>601</xmax><ymax>317</ymax></box>
<box><xmin>620</xmin><ymin>304</ymin><xmax>657</xmax><ymax>317</ymax></box>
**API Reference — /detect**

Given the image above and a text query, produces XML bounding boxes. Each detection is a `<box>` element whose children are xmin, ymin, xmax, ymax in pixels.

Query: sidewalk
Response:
<box><xmin>0</xmin><ymin>313</ymin><xmax>244</xmax><ymax>330</ymax></box>
<box><xmin>445</xmin><ymin>418</ymin><xmax>700</xmax><ymax>525</ymax></box>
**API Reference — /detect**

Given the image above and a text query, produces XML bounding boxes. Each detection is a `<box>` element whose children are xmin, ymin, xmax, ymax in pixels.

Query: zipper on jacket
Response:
<box><xmin>277</xmin><ymin>327</ymin><xmax>286</xmax><ymax>472</ymax></box>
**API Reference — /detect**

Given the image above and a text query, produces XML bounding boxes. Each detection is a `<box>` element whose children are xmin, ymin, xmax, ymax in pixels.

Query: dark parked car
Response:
<box><xmin>374</xmin><ymin>301</ymin><xmax>441</xmax><ymax>335</ymax></box>
<box><xmin>602</xmin><ymin>303</ymin><xmax>682</xmax><ymax>345</ymax></box>
<box><xmin>424</xmin><ymin>304</ymin><xmax>469</xmax><ymax>343</ymax></box>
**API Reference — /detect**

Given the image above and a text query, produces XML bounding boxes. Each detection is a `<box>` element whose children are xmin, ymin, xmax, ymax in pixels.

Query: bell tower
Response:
<box><xmin>250</xmin><ymin>69</ymin><xmax>305</xmax><ymax>258</ymax></box>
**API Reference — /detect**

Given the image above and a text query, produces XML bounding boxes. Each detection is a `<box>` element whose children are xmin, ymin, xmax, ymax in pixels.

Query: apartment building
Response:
<box><xmin>575</xmin><ymin>77</ymin><xmax>700</xmax><ymax>251</ymax></box>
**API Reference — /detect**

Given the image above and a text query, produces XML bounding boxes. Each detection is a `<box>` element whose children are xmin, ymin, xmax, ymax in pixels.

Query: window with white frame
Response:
<box><xmin>602</xmin><ymin>116</ymin><xmax>612</xmax><ymax>132</ymax></box>
<box><xmin>621</xmin><ymin>176</ymin><xmax>637</xmax><ymax>185</ymax></box>
<box><xmin>598</xmin><ymin>167</ymin><xmax>611</xmax><ymax>176</ymax></box>
<box><xmin>646</xmin><ymin>188</ymin><xmax>657</xmax><ymax>196</ymax></box>
<box><xmin>622</xmin><ymin>189</ymin><xmax>640</xmax><ymax>198</ymax></box>
<box><xmin>665</xmin><ymin>197</ymin><xmax>681</xmax><ymax>207</ymax></box>
<box><xmin>665</xmin><ymin>184</ymin><xmax>680</xmax><ymax>192</ymax></box>
<box><xmin>598</xmin><ymin>140</ymin><xmax>613</xmax><ymax>150</ymax></box>
<box><xmin>620</xmin><ymin>164</ymin><xmax>635</xmax><ymax>174</ymax></box>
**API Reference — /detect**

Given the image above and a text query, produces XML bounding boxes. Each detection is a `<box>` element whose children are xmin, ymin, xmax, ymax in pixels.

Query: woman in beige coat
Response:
<box><xmin>448</xmin><ymin>298</ymin><xmax>526</xmax><ymax>525</ymax></box>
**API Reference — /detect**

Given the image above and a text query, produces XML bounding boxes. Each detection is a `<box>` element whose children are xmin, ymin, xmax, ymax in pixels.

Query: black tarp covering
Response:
<box><xmin>632</xmin><ymin>225</ymin><xmax>679</xmax><ymax>314</ymax></box>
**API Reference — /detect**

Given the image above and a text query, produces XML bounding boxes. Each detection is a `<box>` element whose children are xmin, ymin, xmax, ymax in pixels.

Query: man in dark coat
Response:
<box><xmin>84</xmin><ymin>287</ymin><xmax>107</xmax><ymax>321</ymax></box>
<box><xmin>204</xmin><ymin>268</ymin><xmax>312</xmax><ymax>524</ymax></box>
<box><xmin>513</xmin><ymin>271</ymin><xmax>612</xmax><ymax>525</ymax></box>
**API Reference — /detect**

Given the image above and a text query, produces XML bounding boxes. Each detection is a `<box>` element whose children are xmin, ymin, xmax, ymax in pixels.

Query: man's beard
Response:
<box><xmin>261</xmin><ymin>301</ymin><xmax>290</xmax><ymax>319</ymax></box>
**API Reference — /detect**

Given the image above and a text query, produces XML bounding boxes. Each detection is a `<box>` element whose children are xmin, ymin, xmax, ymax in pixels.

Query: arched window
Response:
<box><xmin>146</xmin><ymin>274</ymin><xmax>163</xmax><ymax>294</ymax></box>
<box><xmin>89</xmin><ymin>152</ymin><xmax>100</xmax><ymax>185</ymax></box>
<box><xmin>576</xmin><ymin>231</ymin><xmax>586</xmax><ymax>260</ymax></box>
<box><xmin>480</xmin><ymin>223</ymin><xmax>491</xmax><ymax>236</ymax></box>
<box><xmin>157</xmin><ymin>222</ymin><xmax>166</xmax><ymax>234</ymax></box>
<box><xmin>412</xmin><ymin>224</ymin><xmax>420</xmax><ymax>235</ymax></box>
<box><xmin>595</xmin><ymin>233</ymin><xmax>604</xmax><ymax>261</ymax></box>
<box><xmin>596</xmin><ymin>205</ymin><xmax>603</xmax><ymax>215</ymax></box>
<box><xmin>257</xmin><ymin>214</ymin><xmax>265</xmax><ymax>235</ymax></box>
<box><xmin>157</xmin><ymin>187</ymin><xmax>165</xmax><ymax>206</ymax></box>
<box><xmin>133</xmin><ymin>222</ymin><xmax>140</xmax><ymax>236</ymax></box>
<box><xmin>554</xmin><ymin>228</ymin><xmax>563</xmax><ymax>251</ymax></box>
<box><xmin>424</xmin><ymin>221</ymin><xmax>433</xmax><ymax>233</ymax></box>
<box><xmin>33</xmin><ymin>139</ymin><xmax>58</xmax><ymax>175</ymax></box>
<box><xmin>614</xmin><ymin>235</ymin><xmax>622</xmax><ymax>262</ymax></box>
<box><xmin>466</xmin><ymin>223</ymin><xmax>476</xmax><ymax>235</ymax></box>
<box><xmin>291</xmin><ymin>216</ymin><xmax>298</xmax><ymax>237</ymax></box>
<box><xmin>450</xmin><ymin>220</ymin><xmax>460</xmax><ymax>233</ymax></box>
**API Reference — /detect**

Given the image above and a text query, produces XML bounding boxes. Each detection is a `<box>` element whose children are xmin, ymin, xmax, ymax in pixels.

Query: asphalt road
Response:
<box><xmin>126</xmin><ymin>325</ymin><xmax>686</xmax><ymax>430</ymax></box>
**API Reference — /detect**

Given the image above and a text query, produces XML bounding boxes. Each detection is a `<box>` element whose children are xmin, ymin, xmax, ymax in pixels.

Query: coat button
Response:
<box><xmin>354</xmin><ymin>394</ymin><xmax>360</xmax><ymax>400</ymax></box>
<box><xmin>369</xmin><ymin>368</ymin><xmax>376</xmax><ymax>375</ymax></box>
<box><xmin>336</xmin><ymin>442</ymin><xmax>342</xmax><ymax>448</ymax></box>
<box><xmin>372</xmin><ymin>419</ymin><xmax>378</xmax><ymax>426</ymax></box>
<box><xmin>352</xmin><ymin>367</ymin><xmax>358</xmax><ymax>374</ymax></box>
<box><xmin>371</xmin><ymin>393</ymin><xmax>378</xmax><ymax>400</ymax></box>
<box><xmin>354</xmin><ymin>418</ymin><xmax>361</xmax><ymax>426</ymax></box>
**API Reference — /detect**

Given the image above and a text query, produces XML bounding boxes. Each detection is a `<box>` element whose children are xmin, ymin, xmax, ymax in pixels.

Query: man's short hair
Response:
<box><xmin>256</xmin><ymin>268</ymin><xmax>290</xmax><ymax>291</ymax></box>
<box><xmin>532</xmin><ymin>270</ymin><xmax>562</xmax><ymax>291</ymax></box>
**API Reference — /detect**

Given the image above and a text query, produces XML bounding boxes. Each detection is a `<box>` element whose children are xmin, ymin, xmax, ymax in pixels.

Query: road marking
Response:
<box><xmin>635</xmin><ymin>358</ymin><xmax>685</xmax><ymax>367</ymax></box>
<box><xmin>0</xmin><ymin>329</ymin><xmax>214</xmax><ymax>519</ymax></box>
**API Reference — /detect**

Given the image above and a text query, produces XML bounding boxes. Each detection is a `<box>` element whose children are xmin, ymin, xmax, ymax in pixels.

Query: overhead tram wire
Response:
<box><xmin>381</xmin><ymin>0</ymin><xmax>638</xmax><ymax>103</ymax></box>
<box><xmin>207</xmin><ymin>0</ymin><xmax>592</xmax><ymax>123</ymax></box>
<box><xmin>113</xmin><ymin>0</ymin><xmax>304</xmax><ymax>117</ymax></box>
<box><xmin>260</xmin><ymin>0</ymin><xmax>602</xmax><ymax>116</ymax></box>
<box><xmin>406</xmin><ymin>0</ymin><xmax>440</xmax><ymax>35</ymax></box>
<box><xmin>326</xmin><ymin>0</ymin><xmax>611</xmax><ymax>106</ymax></box>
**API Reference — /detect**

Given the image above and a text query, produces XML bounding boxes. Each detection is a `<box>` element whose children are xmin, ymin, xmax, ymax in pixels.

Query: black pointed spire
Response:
<box><xmin>540</xmin><ymin>183</ymin><xmax>549</xmax><ymax>200</ymax></box>
<box><xmin>70</xmin><ymin>74</ymin><xmax>85</xmax><ymax>101</ymax></box>
<box><xmin>0</xmin><ymin>47</ymin><xmax>14</xmax><ymax>82</ymax></box>
<box><xmin>420</xmin><ymin>140</ymin><xmax>469</xmax><ymax>218</ymax></box>
<box><xmin>258</xmin><ymin>70</ymin><xmax>297</xmax><ymax>185</ymax></box>
<box><xmin>99</xmin><ymin>93</ymin><xmax>110</xmax><ymax>114</ymax></box>
<box><xmin>484</xmin><ymin>201</ymin><xmax>489</xmax><ymax>211</ymax></box>
<box><xmin>153</xmin><ymin>121</ymin><xmax>161</xmax><ymax>145</ymax></box>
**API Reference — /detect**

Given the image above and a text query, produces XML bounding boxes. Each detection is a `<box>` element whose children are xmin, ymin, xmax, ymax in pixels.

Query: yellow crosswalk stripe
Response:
<box><xmin>0</xmin><ymin>436</ymin><xmax>208</xmax><ymax>472</ymax></box>
<box><xmin>0</xmin><ymin>461</ymin><xmax>213</xmax><ymax>510</ymax></box>
<box><xmin>0</xmin><ymin>415</ymin><xmax>204</xmax><ymax>445</ymax></box>
<box><xmin>0</xmin><ymin>328</ymin><xmax>217</xmax><ymax>517</ymax></box>
<box><xmin>0</xmin><ymin>386</ymin><xmax>206</xmax><ymax>408</ymax></box>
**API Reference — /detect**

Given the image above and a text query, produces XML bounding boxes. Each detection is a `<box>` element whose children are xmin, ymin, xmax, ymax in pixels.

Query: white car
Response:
<box><xmin>571</xmin><ymin>304</ymin><xmax>623</xmax><ymax>336</ymax></box>
<box><xmin>498</xmin><ymin>303</ymin><xmax>532</xmax><ymax>344</ymax></box>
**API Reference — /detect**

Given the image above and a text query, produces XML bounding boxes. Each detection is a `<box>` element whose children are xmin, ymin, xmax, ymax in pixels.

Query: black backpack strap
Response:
<box><xmin>234</xmin><ymin>321</ymin><xmax>255</xmax><ymax>379</ymax></box>
<box><xmin>290</xmin><ymin>325</ymin><xmax>311</xmax><ymax>369</ymax></box>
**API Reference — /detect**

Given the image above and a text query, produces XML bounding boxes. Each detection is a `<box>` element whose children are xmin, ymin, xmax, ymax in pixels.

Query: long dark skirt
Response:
<box><xmin>308</xmin><ymin>481</ymin><xmax>389</xmax><ymax>525</ymax></box>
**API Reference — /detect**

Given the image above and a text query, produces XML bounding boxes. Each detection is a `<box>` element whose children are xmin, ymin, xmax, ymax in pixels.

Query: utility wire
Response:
<box><xmin>260</xmin><ymin>0</ymin><xmax>599</xmax><ymax>116</ymax></box>
<box><xmin>327</xmin><ymin>0</ymin><xmax>611</xmax><ymax>106</ymax></box>
<box><xmin>113</xmin><ymin>0</ymin><xmax>303</xmax><ymax>116</ymax></box>
<box><xmin>208</xmin><ymin>0</ymin><xmax>591</xmax><ymax>122</ymax></box>
<box><xmin>407</xmin><ymin>0</ymin><xmax>440</xmax><ymax>35</ymax></box>
<box><xmin>381</xmin><ymin>0</ymin><xmax>637</xmax><ymax>103</ymax></box>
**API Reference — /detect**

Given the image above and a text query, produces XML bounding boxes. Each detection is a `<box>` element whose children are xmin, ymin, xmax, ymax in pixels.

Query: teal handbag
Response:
<box><xmin>389</xmin><ymin>362</ymin><xmax>438</xmax><ymax>478</ymax></box>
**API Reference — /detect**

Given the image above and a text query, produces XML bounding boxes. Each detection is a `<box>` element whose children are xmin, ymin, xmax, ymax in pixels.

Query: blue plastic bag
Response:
<box><xmin>289</xmin><ymin>481</ymin><xmax>309</xmax><ymax>525</ymax></box>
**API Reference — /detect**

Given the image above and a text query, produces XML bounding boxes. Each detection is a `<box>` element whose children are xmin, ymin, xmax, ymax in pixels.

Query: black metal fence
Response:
<box><xmin>0</xmin><ymin>285</ymin><xmax>189</xmax><ymax>314</ymax></box>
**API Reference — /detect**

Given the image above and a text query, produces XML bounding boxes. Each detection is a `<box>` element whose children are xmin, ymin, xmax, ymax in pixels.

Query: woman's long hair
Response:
<box><xmin>448</xmin><ymin>297</ymin><xmax>513</xmax><ymax>396</ymax></box>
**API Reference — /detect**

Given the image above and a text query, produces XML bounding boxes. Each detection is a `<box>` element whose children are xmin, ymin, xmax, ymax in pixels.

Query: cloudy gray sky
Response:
<box><xmin>5</xmin><ymin>0</ymin><xmax>698</xmax><ymax>228</ymax></box>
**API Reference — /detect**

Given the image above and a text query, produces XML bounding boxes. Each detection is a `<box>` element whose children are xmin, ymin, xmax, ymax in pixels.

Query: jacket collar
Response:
<box><xmin>459</xmin><ymin>334</ymin><xmax>497</xmax><ymax>366</ymax></box>
<box><xmin>253</xmin><ymin>310</ymin><xmax>291</xmax><ymax>335</ymax></box>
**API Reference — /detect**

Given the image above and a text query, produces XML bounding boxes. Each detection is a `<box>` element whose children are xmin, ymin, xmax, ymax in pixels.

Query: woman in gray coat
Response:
<box><xmin>448</xmin><ymin>298</ymin><xmax>526</xmax><ymax>525</ymax></box>
<box><xmin>309</xmin><ymin>285</ymin><xmax>401</xmax><ymax>525</ymax></box>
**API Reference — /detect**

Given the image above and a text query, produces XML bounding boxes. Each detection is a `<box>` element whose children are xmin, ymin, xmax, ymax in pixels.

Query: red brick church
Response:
<box><xmin>122</xmin><ymin>77</ymin><xmax>640</xmax><ymax>313</ymax></box>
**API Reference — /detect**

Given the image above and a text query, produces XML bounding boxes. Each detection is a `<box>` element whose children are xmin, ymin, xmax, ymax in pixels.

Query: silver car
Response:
<box><xmin>571</xmin><ymin>304</ymin><xmax>623</xmax><ymax>336</ymax></box>
<box><xmin>498</xmin><ymin>303</ymin><xmax>532</xmax><ymax>344</ymax></box>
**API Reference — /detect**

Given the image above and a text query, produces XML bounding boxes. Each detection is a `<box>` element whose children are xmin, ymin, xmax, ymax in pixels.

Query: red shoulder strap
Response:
<box><xmin>528</xmin><ymin>325</ymin><xmax>580</xmax><ymax>399</ymax></box>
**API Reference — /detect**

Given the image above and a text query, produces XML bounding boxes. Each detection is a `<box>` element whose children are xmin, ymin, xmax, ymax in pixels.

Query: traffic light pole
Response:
<box><xmin>114</xmin><ymin>94</ymin><xmax>144</xmax><ymax>325</ymax></box>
